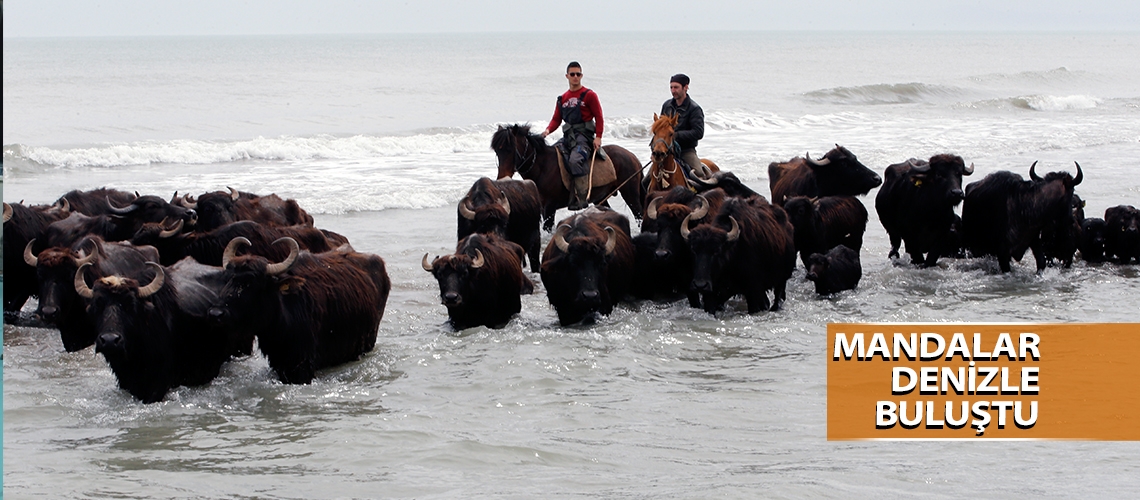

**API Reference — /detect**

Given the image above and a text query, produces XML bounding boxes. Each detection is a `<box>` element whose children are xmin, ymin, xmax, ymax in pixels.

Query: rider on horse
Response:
<box><xmin>660</xmin><ymin>73</ymin><xmax>710</xmax><ymax>181</ymax></box>
<box><xmin>541</xmin><ymin>61</ymin><xmax>605</xmax><ymax>211</ymax></box>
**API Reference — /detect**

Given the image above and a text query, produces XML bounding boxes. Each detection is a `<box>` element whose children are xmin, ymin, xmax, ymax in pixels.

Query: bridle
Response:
<box><xmin>649</xmin><ymin>136</ymin><xmax>680</xmax><ymax>189</ymax></box>
<box><xmin>511</xmin><ymin>135</ymin><xmax>537</xmax><ymax>176</ymax></box>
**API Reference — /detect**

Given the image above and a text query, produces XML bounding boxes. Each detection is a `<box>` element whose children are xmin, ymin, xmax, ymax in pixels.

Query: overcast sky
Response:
<box><xmin>3</xmin><ymin>0</ymin><xmax>1139</xmax><ymax>37</ymax></box>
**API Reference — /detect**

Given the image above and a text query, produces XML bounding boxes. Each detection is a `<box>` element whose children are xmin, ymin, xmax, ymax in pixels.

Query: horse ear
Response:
<box><xmin>653</xmin><ymin>113</ymin><xmax>659</xmax><ymax>121</ymax></box>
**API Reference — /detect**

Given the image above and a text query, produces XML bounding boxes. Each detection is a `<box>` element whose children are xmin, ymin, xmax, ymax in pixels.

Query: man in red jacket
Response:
<box><xmin>541</xmin><ymin>61</ymin><xmax>604</xmax><ymax>210</ymax></box>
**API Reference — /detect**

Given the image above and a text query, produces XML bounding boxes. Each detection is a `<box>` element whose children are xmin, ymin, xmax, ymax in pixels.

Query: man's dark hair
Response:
<box><xmin>567</xmin><ymin>61</ymin><xmax>581</xmax><ymax>72</ymax></box>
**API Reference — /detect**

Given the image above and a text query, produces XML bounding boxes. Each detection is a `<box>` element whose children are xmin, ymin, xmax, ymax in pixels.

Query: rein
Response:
<box><xmin>596</xmin><ymin>159</ymin><xmax>653</xmax><ymax>207</ymax></box>
<box><xmin>512</xmin><ymin>136</ymin><xmax>537</xmax><ymax>176</ymax></box>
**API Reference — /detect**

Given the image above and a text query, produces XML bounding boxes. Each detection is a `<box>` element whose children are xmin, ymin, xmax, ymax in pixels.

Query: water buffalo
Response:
<box><xmin>131</xmin><ymin>219</ymin><xmax>348</xmax><ymax>266</ymax></box>
<box><xmin>4</xmin><ymin>200</ymin><xmax>71</xmax><ymax>317</ymax></box>
<box><xmin>1078</xmin><ymin>217</ymin><xmax>1108</xmax><ymax>263</ymax></box>
<box><xmin>805</xmin><ymin>245</ymin><xmax>862</xmax><ymax>295</ymax></box>
<box><xmin>784</xmin><ymin>195</ymin><xmax>867</xmax><ymax>268</ymax></box>
<box><xmin>540</xmin><ymin>208</ymin><xmax>635</xmax><ymax>325</ymax></box>
<box><xmin>768</xmin><ymin>145</ymin><xmax>882</xmax><ymax>205</ymax></box>
<box><xmin>457</xmin><ymin>177</ymin><xmax>543</xmax><ymax>272</ymax></box>
<box><xmin>423</xmin><ymin>233</ymin><xmax>534</xmax><ymax>330</ymax></box>
<box><xmin>684</xmin><ymin>197</ymin><xmax>796</xmax><ymax>313</ymax></box>
<box><xmin>209</xmin><ymin>237</ymin><xmax>391</xmax><ymax>384</ymax></box>
<box><xmin>875</xmin><ymin>154</ymin><xmax>974</xmax><ymax>267</ymax></box>
<box><xmin>962</xmin><ymin>161</ymin><xmax>1083</xmax><ymax>273</ymax></box>
<box><xmin>178</xmin><ymin>188</ymin><xmax>313</xmax><ymax>231</ymax></box>
<box><xmin>1105</xmin><ymin>205</ymin><xmax>1140</xmax><ymax>264</ymax></box>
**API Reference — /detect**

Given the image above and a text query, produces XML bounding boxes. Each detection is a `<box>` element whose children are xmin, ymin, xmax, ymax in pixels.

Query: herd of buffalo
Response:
<box><xmin>3</xmin><ymin>127</ymin><xmax>1139</xmax><ymax>403</ymax></box>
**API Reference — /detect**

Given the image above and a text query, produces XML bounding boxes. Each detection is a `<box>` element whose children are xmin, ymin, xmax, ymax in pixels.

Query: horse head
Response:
<box><xmin>492</xmin><ymin>124</ymin><xmax>544</xmax><ymax>180</ymax></box>
<box><xmin>650</xmin><ymin>113</ymin><xmax>679</xmax><ymax>163</ymax></box>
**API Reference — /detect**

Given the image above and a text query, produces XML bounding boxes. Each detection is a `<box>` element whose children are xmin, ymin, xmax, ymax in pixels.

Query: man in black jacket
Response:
<box><xmin>660</xmin><ymin>73</ymin><xmax>709</xmax><ymax>179</ymax></box>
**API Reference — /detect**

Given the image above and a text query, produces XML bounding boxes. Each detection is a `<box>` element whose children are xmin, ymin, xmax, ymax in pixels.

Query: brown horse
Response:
<box><xmin>492</xmin><ymin>124</ymin><xmax>644</xmax><ymax>232</ymax></box>
<box><xmin>647</xmin><ymin>113</ymin><xmax>719</xmax><ymax>206</ymax></box>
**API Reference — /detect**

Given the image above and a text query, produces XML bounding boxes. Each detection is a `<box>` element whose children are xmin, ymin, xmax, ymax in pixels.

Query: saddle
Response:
<box><xmin>555</xmin><ymin>143</ymin><xmax>617</xmax><ymax>190</ymax></box>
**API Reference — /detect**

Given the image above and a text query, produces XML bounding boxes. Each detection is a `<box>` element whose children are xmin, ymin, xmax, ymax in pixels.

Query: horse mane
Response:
<box><xmin>651</xmin><ymin>114</ymin><xmax>677</xmax><ymax>136</ymax></box>
<box><xmin>491</xmin><ymin>124</ymin><xmax>545</xmax><ymax>152</ymax></box>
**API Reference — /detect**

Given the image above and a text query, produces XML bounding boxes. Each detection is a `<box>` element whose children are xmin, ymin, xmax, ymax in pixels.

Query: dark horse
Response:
<box><xmin>492</xmin><ymin>124</ymin><xmax>644</xmax><ymax>232</ymax></box>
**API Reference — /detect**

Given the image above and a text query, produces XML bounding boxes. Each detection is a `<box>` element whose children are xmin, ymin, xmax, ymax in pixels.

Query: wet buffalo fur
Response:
<box><xmin>767</xmin><ymin>145</ymin><xmax>882</xmax><ymax>205</ymax></box>
<box><xmin>214</xmin><ymin>245</ymin><xmax>391</xmax><ymax>384</ymax></box>
<box><xmin>427</xmin><ymin>233</ymin><xmax>534</xmax><ymax>330</ymax></box>
<box><xmin>686</xmin><ymin>197</ymin><xmax>796</xmax><ymax>314</ymax></box>
<box><xmin>688</xmin><ymin>171</ymin><xmax>764</xmax><ymax>200</ymax></box>
<box><xmin>1105</xmin><ymin>205</ymin><xmax>1140</xmax><ymax>264</ymax></box>
<box><xmin>456</xmin><ymin>177</ymin><xmax>543</xmax><ymax>272</ymax></box>
<box><xmin>58</xmin><ymin>187</ymin><xmax>137</xmax><ymax>216</ymax></box>
<box><xmin>491</xmin><ymin>124</ymin><xmax>644</xmax><ymax>232</ymax></box>
<box><xmin>132</xmin><ymin>220</ymin><xmax>344</xmax><ymax>266</ymax></box>
<box><xmin>875</xmin><ymin>154</ymin><xmax>973</xmax><ymax>267</ymax></box>
<box><xmin>784</xmin><ymin>195</ymin><xmax>867</xmax><ymax>268</ymax></box>
<box><xmin>636</xmin><ymin>187</ymin><xmax>726</xmax><ymax>305</ymax></box>
<box><xmin>540</xmin><ymin>209</ymin><xmax>635</xmax><ymax>326</ymax></box>
<box><xmin>1039</xmin><ymin>192</ymin><xmax>1085</xmax><ymax>268</ymax></box>
<box><xmin>962</xmin><ymin>165</ymin><xmax>1082</xmax><ymax>273</ymax></box>
<box><xmin>805</xmin><ymin>245</ymin><xmax>862</xmax><ymax>295</ymax></box>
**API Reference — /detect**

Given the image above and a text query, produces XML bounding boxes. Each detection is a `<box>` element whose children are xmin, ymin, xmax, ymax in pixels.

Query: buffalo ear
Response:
<box><xmin>276</xmin><ymin>276</ymin><xmax>306</xmax><ymax>294</ymax></box>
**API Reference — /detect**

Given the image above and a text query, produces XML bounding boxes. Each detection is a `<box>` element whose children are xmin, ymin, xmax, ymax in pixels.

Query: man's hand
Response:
<box><xmin>593</xmin><ymin>137</ymin><xmax>602</xmax><ymax>149</ymax></box>
<box><xmin>541</xmin><ymin>130</ymin><xmax>550</xmax><ymax>138</ymax></box>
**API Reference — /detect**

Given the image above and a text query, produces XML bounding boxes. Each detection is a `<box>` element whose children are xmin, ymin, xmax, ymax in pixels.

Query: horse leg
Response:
<box><xmin>542</xmin><ymin>204</ymin><xmax>557</xmax><ymax>232</ymax></box>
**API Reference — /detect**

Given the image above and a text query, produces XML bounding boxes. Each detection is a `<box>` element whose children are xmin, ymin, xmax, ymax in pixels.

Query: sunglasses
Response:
<box><xmin>567</xmin><ymin>72</ymin><xmax>582</xmax><ymax>77</ymax></box>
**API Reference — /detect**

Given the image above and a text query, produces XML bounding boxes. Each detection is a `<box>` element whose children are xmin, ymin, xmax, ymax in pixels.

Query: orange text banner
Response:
<box><xmin>827</xmin><ymin>323</ymin><xmax>1140</xmax><ymax>440</ymax></box>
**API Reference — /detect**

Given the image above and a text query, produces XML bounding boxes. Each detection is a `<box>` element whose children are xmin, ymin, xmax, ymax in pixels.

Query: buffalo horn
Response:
<box><xmin>74</xmin><ymin>263</ymin><xmax>95</xmax><ymax>299</ymax></box>
<box><xmin>228</xmin><ymin>186</ymin><xmax>240</xmax><ymax>201</ymax></box>
<box><xmin>680</xmin><ymin>214</ymin><xmax>693</xmax><ymax>241</ymax></box>
<box><xmin>1073</xmin><ymin>161</ymin><xmax>1083</xmax><ymax>186</ymax></box>
<box><xmin>646</xmin><ymin>197</ymin><xmax>663</xmax><ymax>220</ymax></box>
<box><xmin>553</xmin><ymin>224</ymin><xmax>571</xmax><ymax>252</ymax></box>
<box><xmin>52</xmin><ymin>197</ymin><xmax>71</xmax><ymax>215</ymax></box>
<box><xmin>806</xmin><ymin>152</ymin><xmax>830</xmax><ymax>167</ymax></box>
<box><xmin>725</xmin><ymin>216</ymin><xmax>741</xmax><ymax>242</ymax></box>
<box><xmin>963</xmin><ymin>162</ymin><xmax>975</xmax><ymax>175</ymax></box>
<box><xmin>222</xmin><ymin>237</ymin><xmax>252</xmax><ymax>268</ymax></box>
<box><xmin>604</xmin><ymin>227</ymin><xmax>617</xmax><ymax>256</ymax></box>
<box><xmin>23</xmin><ymin>239</ymin><xmax>38</xmax><ymax>267</ymax></box>
<box><xmin>265</xmin><ymin>237</ymin><xmax>300</xmax><ymax>275</ymax></box>
<box><xmin>910</xmin><ymin>159</ymin><xmax>931</xmax><ymax>173</ymax></box>
<box><xmin>106</xmin><ymin>196</ymin><xmax>137</xmax><ymax>215</ymax></box>
<box><xmin>181</xmin><ymin>193</ymin><xmax>197</xmax><ymax>209</ymax></box>
<box><xmin>498</xmin><ymin>193</ymin><xmax>511</xmax><ymax>216</ymax></box>
<box><xmin>74</xmin><ymin>239</ymin><xmax>99</xmax><ymax>267</ymax></box>
<box><xmin>421</xmin><ymin>253</ymin><xmax>435</xmax><ymax>272</ymax></box>
<box><xmin>1029</xmin><ymin>161</ymin><xmax>1041</xmax><ymax>181</ymax></box>
<box><xmin>159</xmin><ymin>218</ymin><xmax>184</xmax><ymax>238</ymax></box>
<box><xmin>690</xmin><ymin>195</ymin><xmax>710</xmax><ymax>221</ymax></box>
<box><xmin>470</xmin><ymin>249</ymin><xmax>485</xmax><ymax>269</ymax></box>
<box><xmin>458</xmin><ymin>197</ymin><xmax>476</xmax><ymax>220</ymax></box>
<box><xmin>137</xmin><ymin>262</ymin><xmax>166</xmax><ymax>298</ymax></box>
<box><xmin>3</xmin><ymin>203</ymin><xmax>12</xmax><ymax>223</ymax></box>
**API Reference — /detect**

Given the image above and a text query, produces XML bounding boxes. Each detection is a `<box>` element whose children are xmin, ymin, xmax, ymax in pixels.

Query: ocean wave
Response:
<box><xmin>801</xmin><ymin>83</ymin><xmax>963</xmax><ymax>105</ymax></box>
<box><xmin>957</xmin><ymin>94</ymin><xmax>1102</xmax><ymax>111</ymax></box>
<box><xmin>969</xmin><ymin>67</ymin><xmax>1085</xmax><ymax>86</ymax></box>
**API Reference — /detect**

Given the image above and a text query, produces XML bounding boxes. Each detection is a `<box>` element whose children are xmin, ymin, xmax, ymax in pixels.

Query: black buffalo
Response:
<box><xmin>805</xmin><ymin>245</ymin><xmax>862</xmax><ymax>295</ymax></box>
<box><xmin>784</xmin><ymin>195</ymin><xmax>867</xmax><ymax>268</ymax></box>
<box><xmin>688</xmin><ymin>171</ymin><xmax>764</xmax><ymax>199</ymax></box>
<box><xmin>540</xmin><ymin>208</ymin><xmax>635</xmax><ymax>325</ymax></box>
<box><xmin>1078</xmin><ymin>217</ymin><xmax>1108</xmax><ymax>263</ymax></box>
<box><xmin>1105</xmin><ymin>205</ymin><xmax>1140</xmax><ymax>264</ymax></box>
<box><xmin>423</xmin><ymin>233</ymin><xmax>534</xmax><ymax>329</ymax></box>
<box><xmin>4</xmin><ymin>201</ymin><xmax>71</xmax><ymax>317</ymax></box>
<box><xmin>178</xmin><ymin>188</ymin><xmax>313</xmax><ymax>231</ymax></box>
<box><xmin>768</xmin><ymin>145</ymin><xmax>882</xmax><ymax>205</ymax></box>
<box><xmin>875</xmin><ymin>154</ymin><xmax>974</xmax><ymax>267</ymax></box>
<box><xmin>457</xmin><ymin>177</ymin><xmax>543</xmax><ymax>272</ymax></box>
<box><xmin>57</xmin><ymin>188</ymin><xmax>136</xmax><ymax>216</ymax></box>
<box><xmin>209</xmin><ymin>237</ymin><xmax>391</xmax><ymax>384</ymax></box>
<box><xmin>75</xmin><ymin>260</ymin><xmax>237</xmax><ymax>403</ymax></box>
<box><xmin>684</xmin><ymin>197</ymin><xmax>796</xmax><ymax>313</ymax></box>
<box><xmin>962</xmin><ymin>161</ymin><xmax>1083</xmax><ymax>273</ymax></box>
<box><xmin>1039</xmin><ymin>192</ymin><xmax>1086</xmax><ymax>268</ymax></box>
